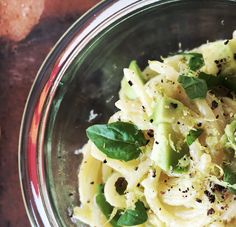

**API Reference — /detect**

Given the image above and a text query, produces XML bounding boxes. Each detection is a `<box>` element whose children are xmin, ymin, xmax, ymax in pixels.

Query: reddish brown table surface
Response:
<box><xmin>0</xmin><ymin>2</ymin><xmax>99</xmax><ymax>226</ymax></box>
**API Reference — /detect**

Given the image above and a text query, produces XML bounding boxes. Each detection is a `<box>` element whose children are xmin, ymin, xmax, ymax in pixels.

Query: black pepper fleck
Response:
<box><xmin>204</xmin><ymin>190</ymin><xmax>215</xmax><ymax>203</ymax></box>
<box><xmin>211</xmin><ymin>100</ymin><xmax>218</xmax><ymax>110</ymax></box>
<box><xmin>115</xmin><ymin>177</ymin><xmax>128</xmax><ymax>195</ymax></box>
<box><xmin>90</xmin><ymin>181</ymin><xmax>94</xmax><ymax>185</ymax></box>
<box><xmin>217</xmin><ymin>63</ymin><xmax>222</xmax><ymax>68</ymax></box>
<box><xmin>207</xmin><ymin>208</ymin><xmax>215</xmax><ymax>215</ymax></box>
<box><xmin>147</xmin><ymin>129</ymin><xmax>154</xmax><ymax>138</ymax></box>
<box><xmin>224</xmin><ymin>40</ymin><xmax>229</xmax><ymax>45</ymax></box>
<box><xmin>128</xmin><ymin>80</ymin><xmax>133</xmax><ymax>86</ymax></box>
<box><xmin>196</xmin><ymin>198</ymin><xmax>202</xmax><ymax>203</ymax></box>
<box><xmin>197</xmin><ymin>122</ymin><xmax>202</xmax><ymax>127</ymax></box>
<box><xmin>211</xmin><ymin>183</ymin><xmax>227</xmax><ymax>193</ymax></box>
<box><xmin>170</xmin><ymin>102</ymin><xmax>178</xmax><ymax>109</ymax></box>
<box><xmin>152</xmin><ymin>170</ymin><xmax>156</xmax><ymax>178</ymax></box>
<box><xmin>150</xmin><ymin>119</ymin><xmax>154</xmax><ymax>123</ymax></box>
<box><xmin>234</xmin><ymin>53</ymin><xmax>236</xmax><ymax>60</ymax></box>
<box><xmin>103</xmin><ymin>159</ymin><xmax>107</xmax><ymax>163</ymax></box>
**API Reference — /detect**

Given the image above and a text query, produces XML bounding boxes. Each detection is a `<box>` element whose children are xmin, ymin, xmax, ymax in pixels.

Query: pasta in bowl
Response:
<box><xmin>73</xmin><ymin>34</ymin><xmax>236</xmax><ymax>227</ymax></box>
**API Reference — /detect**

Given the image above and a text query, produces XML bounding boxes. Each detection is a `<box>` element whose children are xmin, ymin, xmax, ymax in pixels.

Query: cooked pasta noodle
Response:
<box><xmin>73</xmin><ymin>34</ymin><xmax>236</xmax><ymax>227</ymax></box>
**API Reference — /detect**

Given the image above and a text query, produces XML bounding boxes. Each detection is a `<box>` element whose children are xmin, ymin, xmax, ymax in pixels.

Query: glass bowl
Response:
<box><xmin>19</xmin><ymin>0</ymin><xmax>236</xmax><ymax>226</ymax></box>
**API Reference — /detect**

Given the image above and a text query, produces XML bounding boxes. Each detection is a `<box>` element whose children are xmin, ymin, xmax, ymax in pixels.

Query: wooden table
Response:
<box><xmin>0</xmin><ymin>1</ymin><xmax>99</xmax><ymax>226</ymax></box>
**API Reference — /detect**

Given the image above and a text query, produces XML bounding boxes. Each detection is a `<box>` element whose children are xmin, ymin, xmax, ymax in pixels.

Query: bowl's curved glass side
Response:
<box><xmin>43</xmin><ymin>0</ymin><xmax>236</xmax><ymax>226</ymax></box>
<box><xmin>19</xmin><ymin>0</ymin><xmax>143</xmax><ymax>226</ymax></box>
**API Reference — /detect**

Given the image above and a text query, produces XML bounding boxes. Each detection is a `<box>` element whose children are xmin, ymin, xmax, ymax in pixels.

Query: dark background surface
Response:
<box><xmin>0</xmin><ymin>1</ymin><xmax>99</xmax><ymax>226</ymax></box>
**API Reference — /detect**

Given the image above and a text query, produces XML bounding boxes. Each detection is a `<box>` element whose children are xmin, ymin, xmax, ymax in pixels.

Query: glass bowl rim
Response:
<box><xmin>18</xmin><ymin>0</ymin><xmax>170</xmax><ymax>226</ymax></box>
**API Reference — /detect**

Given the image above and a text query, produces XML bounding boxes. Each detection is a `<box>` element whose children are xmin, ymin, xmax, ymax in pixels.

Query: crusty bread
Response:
<box><xmin>0</xmin><ymin>0</ymin><xmax>99</xmax><ymax>42</ymax></box>
<box><xmin>0</xmin><ymin>0</ymin><xmax>44</xmax><ymax>41</ymax></box>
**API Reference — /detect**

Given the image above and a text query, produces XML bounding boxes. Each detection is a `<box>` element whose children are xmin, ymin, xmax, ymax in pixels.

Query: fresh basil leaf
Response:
<box><xmin>220</xmin><ymin>75</ymin><xmax>236</xmax><ymax>93</ymax></box>
<box><xmin>96</xmin><ymin>194</ymin><xmax>113</xmax><ymax>220</ymax></box>
<box><xmin>186</xmin><ymin>128</ymin><xmax>203</xmax><ymax>145</ymax></box>
<box><xmin>170</xmin><ymin>141</ymin><xmax>190</xmax><ymax>174</ymax></box>
<box><xmin>178</xmin><ymin>74</ymin><xmax>208</xmax><ymax>99</ymax></box>
<box><xmin>177</xmin><ymin>52</ymin><xmax>204</xmax><ymax>71</ymax></box>
<box><xmin>198</xmin><ymin>72</ymin><xmax>221</xmax><ymax>89</ymax></box>
<box><xmin>96</xmin><ymin>185</ymin><xmax>121</xmax><ymax>227</ymax></box>
<box><xmin>198</xmin><ymin>72</ymin><xmax>236</xmax><ymax>93</ymax></box>
<box><xmin>117</xmin><ymin>201</ymin><xmax>148</xmax><ymax>226</ymax></box>
<box><xmin>86</xmin><ymin>122</ymin><xmax>147</xmax><ymax>161</ymax></box>
<box><xmin>223</xmin><ymin>163</ymin><xmax>236</xmax><ymax>194</ymax></box>
<box><xmin>188</xmin><ymin>53</ymin><xmax>204</xmax><ymax>71</ymax></box>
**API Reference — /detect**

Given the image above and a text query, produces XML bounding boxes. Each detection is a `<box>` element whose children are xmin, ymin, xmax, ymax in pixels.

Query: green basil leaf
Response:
<box><xmin>96</xmin><ymin>194</ymin><xmax>113</xmax><ymax>220</ymax></box>
<box><xmin>220</xmin><ymin>75</ymin><xmax>236</xmax><ymax>93</ymax></box>
<box><xmin>189</xmin><ymin>53</ymin><xmax>204</xmax><ymax>71</ymax></box>
<box><xmin>186</xmin><ymin>128</ymin><xmax>203</xmax><ymax>145</ymax></box>
<box><xmin>223</xmin><ymin>163</ymin><xmax>236</xmax><ymax>194</ymax></box>
<box><xmin>178</xmin><ymin>74</ymin><xmax>208</xmax><ymax>99</ymax></box>
<box><xmin>117</xmin><ymin>201</ymin><xmax>148</xmax><ymax>226</ymax></box>
<box><xmin>177</xmin><ymin>52</ymin><xmax>204</xmax><ymax>71</ymax></box>
<box><xmin>86</xmin><ymin>122</ymin><xmax>147</xmax><ymax>161</ymax></box>
<box><xmin>96</xmin><ymin>184</ymin><xmax>121</xmax><ymax>227</ymax></box>
<box><xmin>198</xmin><ymin>72</ymin><xmax>221</xmax><ymax>89</ymax></box>
<box><xmin>198</xmin><ymin>72</ymin><xmax>236</xmax><ymax>93</ymax></box>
